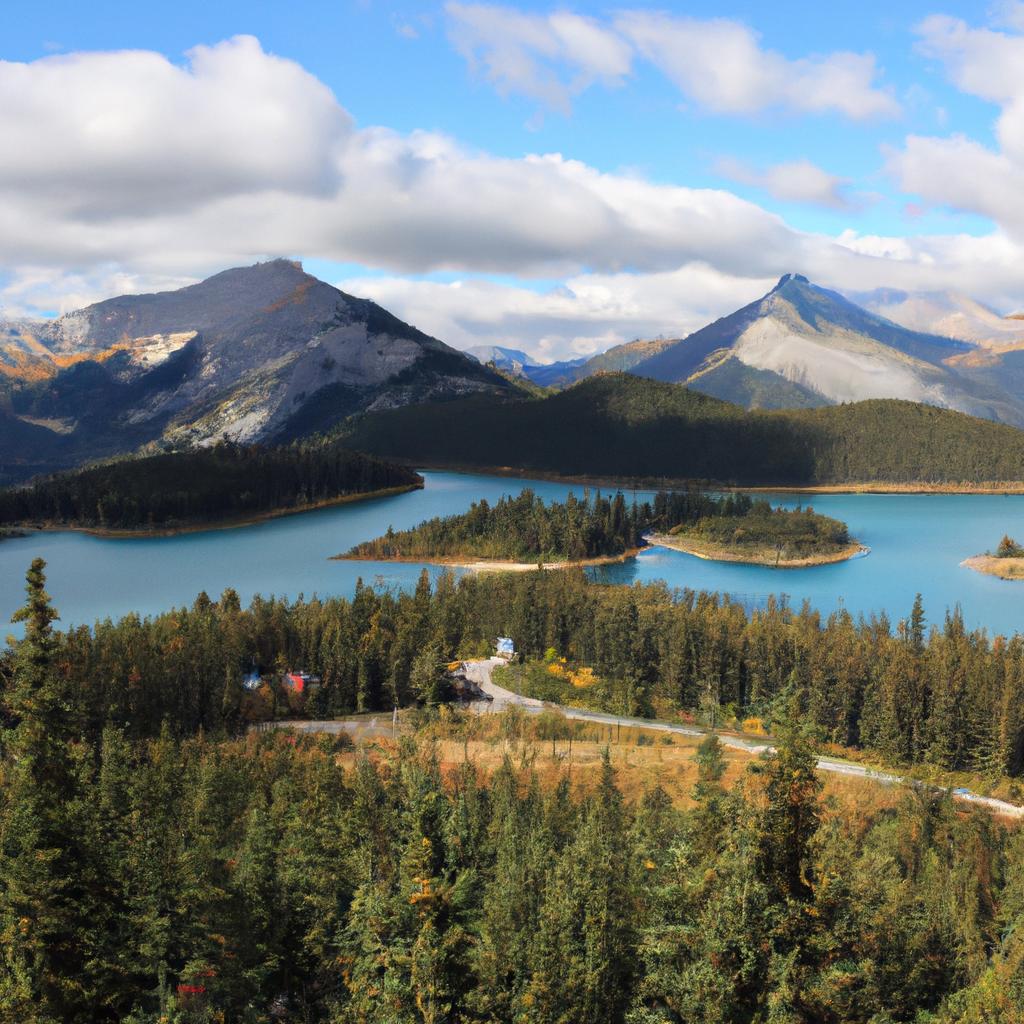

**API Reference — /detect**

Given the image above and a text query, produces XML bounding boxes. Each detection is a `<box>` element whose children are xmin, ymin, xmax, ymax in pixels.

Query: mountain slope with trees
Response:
<box><xmin>342</xmin><ymin>372</ymin><xmax>1024</xmax><ymax>486</ymax></box>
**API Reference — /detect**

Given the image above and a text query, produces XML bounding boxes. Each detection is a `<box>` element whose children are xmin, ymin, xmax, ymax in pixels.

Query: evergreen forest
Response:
<box><xmin>343</xmin><ymin>488</ymin><xmax>851</xmax><ymax>563</ymax></box>
<box><xmin>1</xmin><ymin>561</ymin><xmax>1023</xmax><ymax>1021</ymax></box>
<box><xmin>0</xmin><ymin>443</ymin><xmax>421</xmax><ymax>530</ymax></box>
<box><xmin>342</xmin><ymin>372</ymin><xmax>1024</xmax><ymax>485</ymax></box>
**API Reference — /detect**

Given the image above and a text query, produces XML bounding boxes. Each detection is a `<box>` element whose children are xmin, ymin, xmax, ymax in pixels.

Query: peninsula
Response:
<box><xmin>963</xmin><ymin>535</ymin><xmax>1024</xmax><ymax>580</ymax></box>
<box><xmin>0</xmin><ymin>442</ymin><xmax>422</xmax><ymax>535</ymax></box>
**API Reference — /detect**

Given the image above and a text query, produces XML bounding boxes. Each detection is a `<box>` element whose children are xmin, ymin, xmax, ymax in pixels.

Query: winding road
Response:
<box><xmin>462</xmin><ymin>658</ymin><xmax>1024</xmax><ymax>819</ymax></box>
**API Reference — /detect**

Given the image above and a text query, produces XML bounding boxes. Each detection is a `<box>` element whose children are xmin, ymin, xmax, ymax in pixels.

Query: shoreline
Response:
<box><xmin>332</xmin><ymin>546</ymin><xmax>644</xmax><ymax>572</ymax></box>
<box><xmin>403</xmin><ymin>461</ymin><xmax>1024</xmax><ymax>495</ymax></box>
<box><xmin>647</xmin><ymin>534</ymin><xmax>868</xmax><ymax>568</ymax></box>
<box><xmin>4</xmin><ymin>482</ymin><xmax>423</xmax><ymax>540</ymax></box>
<box><xmin>962</xmin><ymin>554</ymin><xmax>1024</xmax><ymax>581</ymax></box>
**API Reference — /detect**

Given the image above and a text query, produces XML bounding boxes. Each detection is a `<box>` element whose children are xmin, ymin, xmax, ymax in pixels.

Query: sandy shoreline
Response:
<box><xmin>962</xmin><ymin>555</ymin><xmax>1024</xmax><ymax>580</ymax></box>
<box><xmin>333</xmin><ymin>547</ymin><xmax>644</xmax><ymax>572</ymax></box>
<box><xmin>5</xmin><ymin>482</ymin><xmax>423</xmax><ymax>539</ymax></box>
<box><xmin>647</xmin><ymin>534</ymin><xmax>868</xmax><ymax>568</ymax></box>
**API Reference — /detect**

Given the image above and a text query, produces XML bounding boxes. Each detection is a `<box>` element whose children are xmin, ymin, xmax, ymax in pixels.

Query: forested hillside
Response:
<box><xmin>8</xmin><ymin>558</ymin><xmax>1021</xmax><ymax>777</ymax></box>
<box><xmin>1</xmin><ymin>561</ymin><xmax>1022</xmax><ymax>1022</ymax></box>
<box><xmin>342</xmin><ymin>372</ymin><xmax>1024</xmax><ymax>484</ymax></box>
<box><xmin>0</xmin><ymin>442</ymin><xmax>421</xmax><ymax>530</ymax></box>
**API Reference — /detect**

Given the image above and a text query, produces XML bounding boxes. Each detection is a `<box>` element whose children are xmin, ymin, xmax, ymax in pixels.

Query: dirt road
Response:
<box><xmin>462</xmin><ymin>658</ymin><xmax>1024</xmax><ymax>819</ymax></box>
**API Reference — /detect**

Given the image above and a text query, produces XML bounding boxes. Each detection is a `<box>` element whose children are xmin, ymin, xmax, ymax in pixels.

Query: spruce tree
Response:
<box><xmin>0</xmin><ymin>559</ymin><xmax>90</xmax><ymax>1022</ymax></box>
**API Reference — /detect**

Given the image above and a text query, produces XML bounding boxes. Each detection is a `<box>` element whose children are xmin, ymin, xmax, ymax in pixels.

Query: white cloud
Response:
<box><xmin>617</xmin><ymin>11</ymin><xmax>900</xmax><ymax>119</ymax></box>
<box><xmin>339</xmin><ymin>230</ymin><xmax>1024</xmax><ymax>359</ymax></box>
<box><xmin>890</xmin><ymin>15</ymin><xmax>1024</xmax><ymax>236</ymax></box>
<box><xmin>445</xmin><ymin>4</ymin><xmax>898</xmax><ymax>120</ymax></box>
<box><xmin>446</xmin><ymin>2</ymin><xmax>632</xmax><ymax>114</ymax></box>
<box><xmin>3</xmin><ymin>36</ymin><xmax>1024</xmax><ymax>358</ymax></box>
<box><xmin>714</xmin><ymin>157</ymin><xmax>856</xmax><ymax>210</ymax></box>
<box><xmin>0</xmin><ymin>36</ymin><xmax>351</xmax><ymax>216</ymax></box>
<box><xmin>338</xmin><ymin>264</ymin><xmax>772</xmax><ymax>359</ymax></box>
<box><xmin>0</xmin><ymin>38</ymin><xmax>806</xmax><ymax>280</ymax></box>
<box><xmin>0</xmin><ymin>266</ymin><xmax>196</xmax><ymax>317</ymax></box>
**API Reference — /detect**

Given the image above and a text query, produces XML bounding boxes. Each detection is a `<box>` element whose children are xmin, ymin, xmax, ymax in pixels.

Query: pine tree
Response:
<box><xmin>0</xmin><ymin>559</ymin><xmax>91</xmax><ymax>1022</ymax></box>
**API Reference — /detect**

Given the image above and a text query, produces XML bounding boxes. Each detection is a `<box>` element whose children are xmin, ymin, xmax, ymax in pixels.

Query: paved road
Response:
<box><xmin>462</xmin><ymin>658</ymin><xmax>1024</xmax><ymax>819</ymax></box>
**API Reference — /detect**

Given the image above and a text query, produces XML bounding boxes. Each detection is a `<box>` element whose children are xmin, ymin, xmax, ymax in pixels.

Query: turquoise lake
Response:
<box><xmin>1</xmin><ymin>470</ymin><xmax>1023</xmax><ymax>637</ymax></box>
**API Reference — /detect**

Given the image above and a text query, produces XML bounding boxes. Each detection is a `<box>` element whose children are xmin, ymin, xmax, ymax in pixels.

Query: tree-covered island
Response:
<box><xmin>337</xmin><ymin>488</ymin><xmax>645</xmax><ymax>567</ymax></box>
<box><xmin>337</xmin><ymin>487</ymin><xmax>860</xmax><ymax>569</ymax></box>
<box><xmin>0</xmin><ymin>441</ymin><xmax>422</xmax><ymax>534</ymax></box>
<box><xmin>963</xmin><ymin>533</ymin><xmax>1024</xmax><ymax>580</ymax></box>
<box><xmin>647</xmin><ymin>492</ymin><xmax>865</xmax><ymax>567</ymax></box>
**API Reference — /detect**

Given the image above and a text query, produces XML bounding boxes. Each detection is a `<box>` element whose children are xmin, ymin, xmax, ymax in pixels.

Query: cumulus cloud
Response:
<box><xmin>0</xmin><ymin>36</ymin><xmax>351</xmax><ymax>216</ymax></box>
<box><xmin>890</xmin><ymin>15</ymin><xmax>1024</xmax><ymax>237</ymax></box>
<box><xmin>338</xmin><ymin>263</ymin><xmax>772</xmax><ymax>359</ymax></box>
<box><xmin>0</xmin><ymin>36</ymin><xmax>806</xmax><ymax>280</ymax></box>
<box><xmin>714</xmin><ymin>157</ymin><xmax>857</xmax><ymax>210</ymax></box>
<box><xmin>3</xmin><ymin>35</ymin><xmax>1024</xmax><ymax>358</ymax></box>
<box><xmin>444</xmin><ymin>4</ymin><xmax>898</xmax><ymax>120</ymax></box>
<box><xmin>338</xmin><ymin>229</ymin><xmax>1024</xmax><ymax>359</ymax></box>
<box><xmin>446</xmin><ymin>2</ymin><xmax>632</xmax><ymax>114</ymax></box>
<box><xmin>615</xmin><ymin>12</ymin><xmax>899</xmax><ymax>119</ymax></box>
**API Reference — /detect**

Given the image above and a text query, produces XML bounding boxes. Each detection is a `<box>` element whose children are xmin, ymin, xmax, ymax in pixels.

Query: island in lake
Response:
<box><xmin>963</xmin><ymin>534</ymin><xmax>1024</xmax><ymax>580</ymax></box>
<box><xmin>647</xmin><ymin>494</ymin><xmax>864</xmax><ymax>567</ymax></box>
<box><xmin>0</xmin><ymin>442</ymin><xmax>422</xmax><ymax>536</ymax></box>
<box><xmin>336</xmin><ymin>487</ymin><xmax>861</xmax><ymax>571</ymax></box>
<box><xmin>336</xmin><ymin>488</ymin><xmax>645</xmax><ymax>570</ymax></box>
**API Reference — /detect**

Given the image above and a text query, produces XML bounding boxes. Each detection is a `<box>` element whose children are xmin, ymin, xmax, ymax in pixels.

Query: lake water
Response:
<box><xmin>1</xmin><ymin>471</ymin><xmax>1023</xmax><ymax>638</ymax></box>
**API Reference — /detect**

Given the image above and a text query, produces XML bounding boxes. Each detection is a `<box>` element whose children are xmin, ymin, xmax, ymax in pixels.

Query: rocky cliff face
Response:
<box><xmin>2</xmin><ymin>260</ymin><xmax>513</xmax><ymax>477</ymax></box>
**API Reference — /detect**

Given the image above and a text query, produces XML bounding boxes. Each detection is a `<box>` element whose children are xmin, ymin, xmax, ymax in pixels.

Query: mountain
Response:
<box><xmin>630</xmin><ymin>274</ymin><xmax>1024</xmax><ymax>424</ymax></box>
<box><xmin>522</xmin><ymin>337</ymin><xmax>679</xmax><ymax>388</ymax></box>
<box><xmin>850</xmin><ymin>288</ymin><xmax>1024</xmax><ymax>348</ymax></box>
<box><xmin>3</xmin><ymin>260</ymin><xmax>513</xmax><ymax>479</ymax></box>
<box><xmin>464</xmin><ymin>345</ymin><xmax>536</xmax><ymax>373</ymax></box>
<box><xmin>342</xmin><ymin>372</ymin><xmax>1024</xmax><ymax>485</ymax></box>
<box><xmin>465</xmin><ymin>336</ymin><xmax>679</xmax><ymax>389</ymax></box>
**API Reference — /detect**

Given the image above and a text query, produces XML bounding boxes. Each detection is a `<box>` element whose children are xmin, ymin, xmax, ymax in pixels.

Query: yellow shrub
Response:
<box><xmin>742</xmin><ymin>716</ymin><xmax>766</xmax><ymax>736</ymax></box>
<box><xmin>570</xmin><ymin>667</ymin><xmax>597</xmax><ymax>688</ymax></box>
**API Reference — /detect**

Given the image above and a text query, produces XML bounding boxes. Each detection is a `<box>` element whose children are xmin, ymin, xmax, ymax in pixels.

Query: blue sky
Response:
<box><xmin>3</xmin><ymin>0</ymin><xmax>1024</xmax><ymax>358</ymax></box>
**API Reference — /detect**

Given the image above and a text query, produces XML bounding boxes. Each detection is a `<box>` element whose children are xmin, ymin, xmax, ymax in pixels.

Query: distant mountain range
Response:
<box><xmin>629</xmin><ymin>274</ymin><xmax>1024</xmax><ymax>425</ymax></box>
<box><xmin>467</xmin><ymin>337</ymin><xmax>677</xmax><ymax>388</ymax></box>
<box><xmin>6</xmin><ymin>260</ymin><xmax>1024</xmax><ymax>486</ymax></box>
<box><xmin>0</xmin><ymin>260</ymin><xmax>513</xmax><ymax>482</ymax></box>
<box><xmin>849</xmin><ymin>288</ymin><xmax>1024</xmax><ymax>348</ymax></box>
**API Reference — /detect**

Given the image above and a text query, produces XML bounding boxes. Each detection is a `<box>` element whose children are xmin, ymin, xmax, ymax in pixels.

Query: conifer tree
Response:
<box><xmin>0</xmin><ymin>559</ymin><xmax>91</xmax><ymax>1022</ymax></box>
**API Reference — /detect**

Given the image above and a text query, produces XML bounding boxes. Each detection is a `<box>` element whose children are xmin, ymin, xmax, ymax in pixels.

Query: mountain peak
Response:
<box><xmin>773</xmin><ymin>272</ymin><xmax>811</xmax><ymax>291</ymax></box>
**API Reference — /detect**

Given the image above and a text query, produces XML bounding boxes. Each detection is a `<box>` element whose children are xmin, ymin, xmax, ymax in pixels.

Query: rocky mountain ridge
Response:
<box><xmin>0</xmin><ymin>260</ymin><xmax>512</xmax><ymax>481</ymax></box>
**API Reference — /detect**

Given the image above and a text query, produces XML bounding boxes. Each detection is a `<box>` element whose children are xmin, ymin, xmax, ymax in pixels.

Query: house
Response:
<box><xmin>496</xmin><ymin>637</ymin><xmax>515</xmax><ymax>659</ymax></box>
<box><xmin>283</xmin><ymin>670</ymin><xmax>321</xmax><ymax>694</ymax></box>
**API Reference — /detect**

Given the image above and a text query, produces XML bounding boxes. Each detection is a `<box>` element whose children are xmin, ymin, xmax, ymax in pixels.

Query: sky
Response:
<box><xmin>4</xmin><ymin>0</ymin><xmax>1024</xmax><ymax>361</ymax></box>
